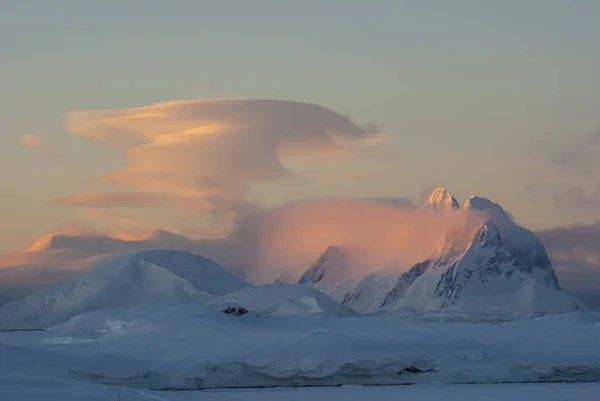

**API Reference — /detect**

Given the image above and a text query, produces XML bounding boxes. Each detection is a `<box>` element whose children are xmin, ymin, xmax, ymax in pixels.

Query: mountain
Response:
<box><xmin>127</xmin><ymin>250</ymin><xmax>251</xmax><ymax>296</ymax></box>
<box><xmin>423</xmin><ymin>187</ymin><xmax>460</xmax><ymax>212</ymax></box>
<box><xmin>0</xmin><ymin>250</ymin><xmax>251</xmax><ymax>330</ymax></box>
<box><xmin>340</xmin><ymin>269</ymin><xmax>400</xmax><ymax>313</ymax></box>
<box><xmin>297</xmin><ymin>246</ymin><xmax>408</xmax><ymax>313</ymax></box>
<box><xmin>224</xmin><ymin>284</ymin><xmax>356</xmax><ymax>316</ymax></box>
<box><xmin>297</xmin><ymin>246</ymin><xmax>360</xmax><ymax>302</ymax></box>
<box><xmin>462</xmin><ymin>195</ymin><xmax>561</xmax><ymax>289</ymax></box>
<box><xmin>399</xmin><ymin>220</ymin><xmax>582</xmax><ymax>316</ymax></box>
<box><xmin>298</xmin><ymin>188</ymin><xmax>582</xmax><ymax>318</ymax></box>
<box><xmin>378</xmin><ymin>260</ymin><xmax>430</xmax><ymax>310</ymax></box>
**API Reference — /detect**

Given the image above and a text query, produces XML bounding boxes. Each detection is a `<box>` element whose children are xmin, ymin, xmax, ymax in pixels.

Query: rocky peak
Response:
<box><xmin>423</xmin><ymin>188</ymin><xmax>460</xmax><ymax>212</ymax></box>
<box><xmin>472</xmin><ymin>220</ymin><xmax>502</xmax><ymax>248</ymax></box>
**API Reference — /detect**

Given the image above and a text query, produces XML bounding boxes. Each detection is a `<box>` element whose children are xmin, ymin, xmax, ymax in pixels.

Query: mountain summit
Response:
<box><xmin>423</xmin><ymin>188</ymin><xmax>460</xmax><ymax>212</ymax></box>
<box><xmin>298</xmin><ymin>189</ymin><xmax>583</xmax><ymax>318</ymax></box>
<box><xmin>399</xmin><ymin>220</ymin><xmax>582</xmax><ymax>316</ymax></box>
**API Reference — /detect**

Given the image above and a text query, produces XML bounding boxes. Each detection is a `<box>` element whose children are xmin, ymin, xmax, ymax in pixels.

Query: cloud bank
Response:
<box><xmin>2</xmin><ymin>196</ymin><xmax>600</xmax><ymax>308</ymax></box>
<box><xmin>0</xmin><ymin>193</ymin><xmax>480</xmax><ymax>291</ymax></box>
<box><xmin>537</xmin><ymin>221</ymin><xmax>600</xmax><ymax>266</ymax></box>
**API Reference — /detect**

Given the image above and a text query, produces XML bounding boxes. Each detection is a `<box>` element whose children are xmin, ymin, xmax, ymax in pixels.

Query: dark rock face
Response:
<box><xmin>379</xmin><ymin>260</ymin><xmax>429</xmax><ymax>308</ymax></box>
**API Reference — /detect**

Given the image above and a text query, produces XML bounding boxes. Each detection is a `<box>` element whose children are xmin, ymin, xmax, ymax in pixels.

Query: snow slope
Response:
<box><xmin>0</xmin><ymin>250</ymin><xmax>251</xmax><ymax>330</ymax></box>
<box><xmin>341</xmin><ymin>269</ymin><xmax>400</xmax><ymax>313</ymax></box>
<box><xmin>400</xmin><ymin>221</ymin><xmax>582</xmax><ymax>317</ymax></box>
<box><xmin>224</xmin><ymin>284</ymin><xmax>355</xmax><ymax>316</ymax></box>
<box><xmin>124</xmin><ymin>250</ymin><xmax>251</xmax><ymax>296</ymax></box>
<box><xmin>423</xmin><ymin>187</ymin><xmax>460</xmax><ymax>211</ymax></box>
<box><xmin>296</xmin><ymin>247</ymin><xmax>402</xmax><ymax>313</ymax></box>
<box><xmin>463</xmin><ymin>195</ymin><xmax>561</xmax><ymax>288</ymax></box>
<box><xmin>379</xmin><ymin>260</ymin><xmax>430</xmax><ymax>310</ymax></box>
<box><xmin>2</xmin><ymin>304</ymin><xmax>600</xmax><ymax>390</ymax></box>
<box><xmin>298</xmin><ymin>246</ymin><xmax>360</xmax><ymax>303</ymax></box>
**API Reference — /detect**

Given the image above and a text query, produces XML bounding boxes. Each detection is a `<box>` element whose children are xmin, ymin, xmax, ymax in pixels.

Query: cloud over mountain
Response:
<box><xmin>2</xmin><ymin>193</ymin><xmax>600</xmax><ymax>309</ymax></box>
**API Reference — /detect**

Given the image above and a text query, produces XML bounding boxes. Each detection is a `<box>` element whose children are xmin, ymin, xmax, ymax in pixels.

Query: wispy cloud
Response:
<box><xmin>52</xmin><ymin>190</ymin><xmax>216</xmax><ymax>210</ymax></box>
<box><xmin>527</xmin><ymin>128</ymin><xmax>600</xmax><ymax>218</ymax></box>
<box><xmin>19</xmin><ymin>133</ymin><xmax>62</xmax><ymax>157</ymax></box>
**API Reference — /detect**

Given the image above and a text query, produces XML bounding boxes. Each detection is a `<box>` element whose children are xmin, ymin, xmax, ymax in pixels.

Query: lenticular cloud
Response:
<box><xmin>56</xmin><ymin>99</ymin><xmax>383</xmax><ymax>217</ymax></box>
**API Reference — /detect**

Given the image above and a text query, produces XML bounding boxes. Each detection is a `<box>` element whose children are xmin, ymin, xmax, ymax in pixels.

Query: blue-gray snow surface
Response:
<box><xmin>2</xmin><ymin>304</ymin><xmax>600</xmax><ymax>391</ymax></box>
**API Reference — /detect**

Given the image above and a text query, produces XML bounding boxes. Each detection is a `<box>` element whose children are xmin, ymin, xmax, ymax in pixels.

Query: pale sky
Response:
<box><xmin>3</xmin><ymin>1</ymin><xmax>600</xmax><ymax>252</ymax></box>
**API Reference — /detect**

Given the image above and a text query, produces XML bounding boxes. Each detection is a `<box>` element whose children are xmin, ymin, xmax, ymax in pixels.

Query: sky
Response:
<box><xmin>2</xmin><ymin>1</ymin><xmax>600</xmax><ymax>254</ymax></box>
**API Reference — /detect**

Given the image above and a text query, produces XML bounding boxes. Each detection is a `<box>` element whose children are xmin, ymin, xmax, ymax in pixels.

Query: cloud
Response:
<box><xmin>222</xmin><ymin>198</ymin><xmax>467</xmax><ymax>283</ymax></box>
<box><xmin>551</xmin><ymin>129</ymin><xmax>600</xmax><ymax>173</ymax></box>
<box><xmin>536</xmin><ymin>221</ymin><xmax>600</xmax><ymax>308</ymax></box>
<box><xmin>528</xmin><ymin>128</ymin><xmax>600</xmax><ymax>217</ymax></box>
<box><xmin>0</xmin><ymin>196</ymin><xmax>449</xmax><ymax>295</ymax></box>
<box><xmin>21</xmin><ymin>197</ymin><xmax>465</xmax><ymax>282</ymax></box>
<box><xmin>57</xmin><ymin>99</ymin><xmax>382</xmax><ymax>223</ymax></box>
<box><xmin>52</xmin><ymin>190</ymin><xmax>216</xmax><ymax>210</ymax></box>
<box><xmin>537</xmin><ymin>221</ymin><xmax>600</xmax><ymax>265</ymax></box>
<box><xmin>5</xmin><ymin>194</ymin><xmax>600</xmax><ymax>309</ymax></box>
<box><xmin>19</xmin><ymin>134</ymin><xmax>61</xmax><ymax>157</ymax></box>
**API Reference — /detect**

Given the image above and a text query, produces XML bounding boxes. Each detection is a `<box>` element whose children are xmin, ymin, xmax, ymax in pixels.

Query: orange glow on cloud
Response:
<box><xmin>19</xmin><ymin>134</ymin><xmax>61</xmax><ymax>156</ymax></box>
<box><xmin>57</xmin><ymin>99</ymin><xmax>382</xmax><ymax>219</ymax></box>
<box><xmin>247</xmin><ymin>199</ymin><xmax>468</xmax><ymax>282</ymax></box>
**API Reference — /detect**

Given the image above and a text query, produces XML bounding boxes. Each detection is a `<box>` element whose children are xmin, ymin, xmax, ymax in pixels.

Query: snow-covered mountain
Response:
<box><xmin>462</xmin><ymin>195</ymin><xmax>561</xmax><ymax>289</ymax></box>
<box><xmin>341</xmin><ymin>269</ymin><xmax>400</xmax><ymax>313</ymax></box>
<box><xmin>224</xmin><ymin>284</ymin><xmax>356</xmax><ymax>316</ymax></box>
<box><xmin>423</xmin><ymin>187</ymin><xmax>460</xmax><ymax>212</ymax></box>
<box><xmin>399</xmin><ymin>220</ymin><xmax>581</xmax><ymax>316</ymax></box>
<box><xmin>298</xmin><ymin>188</ymin><xmax>582</xmax><ymax>318</ymax></box>
<box><xmin>297</xmin><ymin>246</ymin><xmax>360</xmax><ymax>302</ymax></box>
<box><xmin>128</xmin><ymin>250</ymin><xmax>251</xmax><ymax>296</ymax></box>
<box><xmin>378</xmin><ymin>260</ymin><xmax>430</xmax><ymax>310</ymax></box>
<box><xmin>0</xmin><ymin>250</ymin><xmax>251</xmax><ymax>330</ymax></box>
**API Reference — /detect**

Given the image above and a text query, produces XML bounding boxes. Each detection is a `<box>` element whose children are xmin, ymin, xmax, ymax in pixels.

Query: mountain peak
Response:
<box><xmin>423</xmin><ymin>188</ymin><xmax>460</xmax><ymax>211</ymax></box>
<box><xmin>462</xmin><ymin>195</ymin><xmax>503</xmax><ymax>212</ymax></box>
<box><xmin>322</xmin><ymin>245</ymin><xmax>345</xmax><ymax>257</ymax></box>
<box><xmin>298</xmin><ymin>246</ymin><xmax>349</xmax><ymax>286</ymax></box>
<box><xmin>473</xmin><ymin>220</ymin><xmax>502</xmax><ymax>247</ymax></box>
